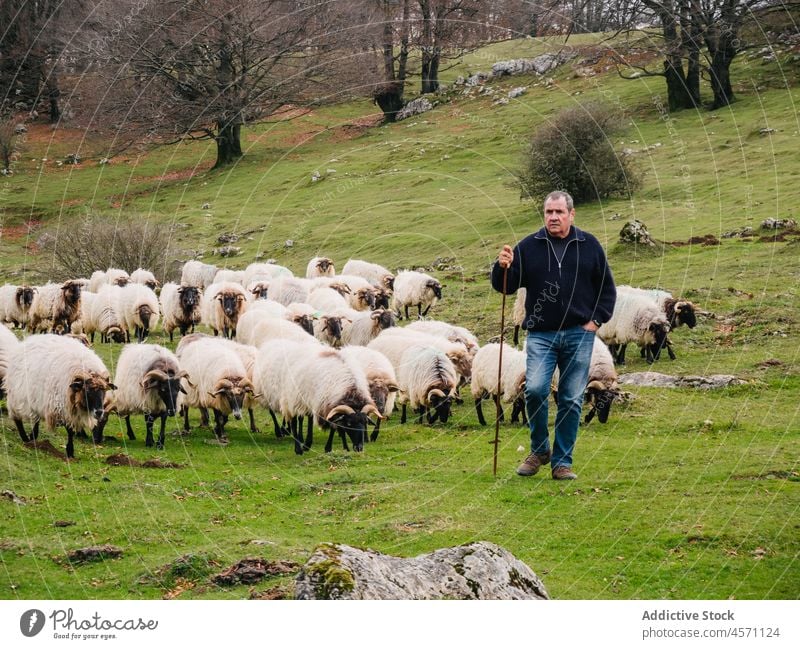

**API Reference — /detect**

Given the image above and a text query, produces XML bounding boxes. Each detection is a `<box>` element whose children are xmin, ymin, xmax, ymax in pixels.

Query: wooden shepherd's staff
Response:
<box><xmin>492</xmin><ymin>266</ymin><xmax>508</xmax><ymax>476</ymax></box>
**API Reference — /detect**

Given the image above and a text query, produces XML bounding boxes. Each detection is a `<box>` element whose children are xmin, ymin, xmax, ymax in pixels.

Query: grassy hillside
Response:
<box><xmin>0</xmin><ymin>35</ymin><xmax>798</xmax><ymax>600</ymax></box>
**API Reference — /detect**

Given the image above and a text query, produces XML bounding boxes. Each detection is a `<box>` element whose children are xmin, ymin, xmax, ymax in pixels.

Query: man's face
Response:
<box><xmin>543</xmin><ymin>196</ymin><xmax>575</xmax><ymax>238</ymax></box>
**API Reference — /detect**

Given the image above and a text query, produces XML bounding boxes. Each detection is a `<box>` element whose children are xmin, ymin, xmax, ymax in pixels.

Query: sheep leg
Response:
<box><xmin>510</xmin><ymin>398</ymin><xmax>522</xmax><ymax>424</ymax></box>
<box><xmin>370</xmin><ymin>419</ymin><xmax>381</xmax><ymax>443</ymax></box>
<box><xmin>303</xmin><ymin>416</ymin><xmax>313</xmax><ymax>451</ymax></box>
<box><xmin>666</xmin><ymin>340</ymin><xmax>677</xmax><ymax>360</ymax></box>
<box><xmin>475</xmin><ymin>396</ymin><xmax>487</xmax><ymax>426</ymax></box>
<box><xmin>92</xmin><ymin>412</ymin><xmax>108</xmax><ymax>444</ymax></box>
<box><xmin>339</xmin><ymin>429</ymin><xmax>350</xmax><ymax>451</ymax></box>
<box><xmin>403</xmin><ymin>305</ymin><xmax>409</xmax><ymax>321</ymax></box>
<box><xmin>169</xmin><ymin>330</ymin><xmax>174</xmax><ymax>343</ymax></box>
<box><xmin>617</xmin><ymin>344</ymin><xmax>627</xmax><ymax>365</ymax></box>
<box><xmin>645</xmin><ymin>345</ymin><xmax>654</xmax><ymax>365</ymax></box>
<box><xmin>291</xmin><ymin>417</ymin><xmax>304</xmax><ymax>455</ymax></box>
<box><xmin>417</xmin><ymin>304</ymin><xmax>423</xmax><ymax>319</ymax></box>
<box><xmin>248</xmin><ymin>408</ymin><xmax>260</xmax><ymax>434</ymax></box>
<box><xmin>65</xmin><ymin>426</ymin><xmax>76</xmax><ymax>459</ymax></box>
<box><xmin>145</xmin><ymin>413</ymin><xmax>156</xmax><ymax>447</ymax></box>
<box><xmin>14</xmin><ymin>419</ymin><xmax>30</xmax><ymax>443</ymax></box>
<box><xmin>200</xmin><ymin>407</ymin><xmax>210</xmax><ymax>428</ymax></box>
<box><xmin>427</xmin><ymin>408</ymin><xmax>438</xmax><ymax>424</ymax></box>
<box><xmin>324</xmin><ymin>428</ymin><xmax>335</xmax><ymax>453</ymax></box>
<box><xmin>421</xmin><ymin>303</ymin><xmax>433</xmax><ymax>317</ymax></box>
<box><xmin>268</xmin><ymin>409</ymin><xmax>284</xmax><ymax>438</ymax></box>
<box><xmin>213</xmin><ymin>409</ymin><xmax>228</xmax><ymax>442</ymax></box>
<box><xmin>125</xmin><ymin>416</ymin><xmax>136</xmax><ymax>440</ymax></box>
<box><xmin>401</xmin><ymin>404</ymin><xmax>407</xmax><ymax>424</ymax></box>
<box><xmin>181</xmin><ymin>405</ymin><xmax>191</xmax><ymax>433</ymax></box>
<box><xmin>584</xmin><ymin>407</ymin><xmax>597</xmax><ymax>425</ymax></box>
<box><xmin>417</xmin><ymin>405</ymin><xmax>426</xmax><ymax>424</ymax></box>
<box><xmin>513</xmin><ymin>325</ymin><xmax>520</xmax><ymax>347</ymax></box>
<box><xmin>157</xmin><ymin>412</ymin><xmax>167</xmax><ymax>450</ymax></box>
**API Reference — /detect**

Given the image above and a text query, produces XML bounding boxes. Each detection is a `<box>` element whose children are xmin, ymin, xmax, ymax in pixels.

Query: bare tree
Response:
<box><xmin>90</xmin><ymin>0</ymin><xmax>349</xmax><ymax>168</ymax></box>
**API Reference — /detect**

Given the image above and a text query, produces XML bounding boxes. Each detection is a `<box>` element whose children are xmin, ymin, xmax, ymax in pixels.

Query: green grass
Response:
<box><xmin>0</xmin><ymin>35</ymin><xmax>798</xmax><ymax>600</ymax></box>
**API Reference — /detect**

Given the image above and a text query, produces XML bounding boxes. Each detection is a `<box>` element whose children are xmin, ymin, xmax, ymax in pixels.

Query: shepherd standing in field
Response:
<box><xmin>492</xmin><ymin>191</ymin><xmax>616</xmax><ymax>480</ymax></box>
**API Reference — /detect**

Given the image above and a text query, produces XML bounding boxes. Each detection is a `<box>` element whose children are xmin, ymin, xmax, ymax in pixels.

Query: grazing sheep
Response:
<box><xmin>130</xmin><ymin>268</ymin><xmax>159</xmax><ymax>291</ymax></box>
<box><xmin>214</xmin><ymin>269</ymin><xmax>245</xmax><ymax>285</ymax></box>
<box><xmin>84</xmin><ymin>286</ymin><xmax>127</xmax><ymax>343</ymax></box>
<box><xmin>0</xmin><ymin>284</ymin><xmax>37</xmax><ymax>328</ymax></box>
<box><xmin>391</xmin><ymin>270</ymin><xmax>442</xmax><ymax>320</ymax></box>
<box><xmin>307</xmin><ymin>286</ymin><xmax>349</xmax><ymax>312</ymax></box>
<box><xmin>339</xmin><ymin>345</ymin><xmax>398</xmax><ymax>441</ymax></box>
<box><xmin>397</xmin><ymin>344</ymin><xmax>458</xmax><ymax>425</ymax></box>
<box><xmin>268</xmin><ymin>276</ymin><xmax>313</xmax><ymax>307</ymax></box>
<box><xmin>0</xmin><ymin>323</ymin><xmax>20</xmax><ymax>398</ymax></box>
<box><xmin>88</xmin><ymin>268</ymin><xmax>130</xmax><ymax>293</ymax></box>
<box><xmin>117</xmin><ymin>283</ymin><xmax>160</xmax><ymax>343</ymax></box>
<box><xmin>334</xmin><ymin>275</ymin><xmax>380</xmax><ymax>311</ymax></box>
<box><xmin>181</xmin><ymin>260</ymin><xmax>218</xmax><ymax>290</ymax></box>
<box><xmin>405</xmin><ymin>320</ymin><xmax>480</xmax><ymax>357</ymax></box>
<box><xmin>281</xmin><ymin>345</ymin><xmax>381</xmax><ymax>454</ymax></box>
<box><xmin>617</xmin><ymin>286</ymin><xmax>698</xmax><ymax>361</ymax></box>
<box><xmin>159</xmin><ymin>283</ymin><xmax>203</xmax><ymax>343</ymax></box>
<box><xmin>234</xmin><ymin>300</ymin><xmax>288</xmax><ymax>345</ymax></box>
<box><xmin>242</xmin><ymin>262</ymin><xmax>293</xmax><ymax>290</ymax></box>
<box><xmin>306</xmin><ymin>256</ymin><xmax>336</xmax><ymax>278</ymax></box>
<box><xmin>285</xmin><ymin>302</ymin><xmax>317</xmax><ymax>337</ymax></box>
<box><xmin>246</xmin><ymin>280</ymin><xmax>270</xmax><ymax>300</ymax></box>
<box><xmin>313</xmin><ymin>314</ymin><xmax>347</xmax><ymax>347</ymax></box>
<box><xmin>340</xmin><ymin>308</ymin><xmax>396</xmax><ymax>346</ymax></box>
<box><xmin>202</xmin><ymin>281</ymin><xmax>249</xmax><ymax>339</ymax></box>
<box><xmin>96</xmin><ymin>344</ymin><xmax>189</xmax><ymax>449</ymax></box>
<box><xmin>470</xmin><ymin>343</ymin><xmax>527</xmax><ymax>426</ymax></box>
<box><xmin>341</xmin><ymin>259</ymin><xmax>395</xmax><ymax>291</ymax></box>
<box><xmin>5</xmin><ymin>334</ymin><xmax>115</xmax><ymax>458</ymax></box>
<box><xmin>28</xmin><ymin>280</ymin><xmax>83</xmax><ymax>334</ymax></box>
<box><xmin>176</xmin><ymin>336</ymin><xmax>255</xmax><ymax>441</ymax></box>
<box><xmin>597</xmin><ymin>290</ymin><xmax>670</xmax><ymax>365</ymax></box>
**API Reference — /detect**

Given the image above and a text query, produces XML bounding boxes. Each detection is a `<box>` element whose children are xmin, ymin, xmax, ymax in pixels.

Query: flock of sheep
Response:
<box><xmin>0</xmin><ymin>254</ymin><xmax>696</xmax><ymax>460</ymax></box>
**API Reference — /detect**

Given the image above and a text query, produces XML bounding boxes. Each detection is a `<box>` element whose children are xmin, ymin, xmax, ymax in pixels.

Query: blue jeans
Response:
<box><xmin>525</xmin><ymin>326</ymin><xmax>594</xmax><ymax>468</ymax></box>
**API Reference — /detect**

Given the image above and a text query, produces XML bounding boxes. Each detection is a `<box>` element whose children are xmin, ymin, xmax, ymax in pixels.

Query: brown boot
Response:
<box><xmin>552</xmin><ymin>465</ymin><xmax>577</xmax><ymax>480</ymax></box>
<box><xmin>516</xmin><ymin>451</ymin><xmax>552</xmax><ymax>476</ymax></box>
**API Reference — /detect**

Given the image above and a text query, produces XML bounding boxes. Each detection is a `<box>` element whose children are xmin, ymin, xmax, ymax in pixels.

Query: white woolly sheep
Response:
<box><xmin>242</xmin><ymin>262</ymin><xmax>293</xmax><ymax>289</ymax></box>
<box><xmin>396</xmin><ymin>344</ymin><xmax>458</xmax><ymax>425</ymax></box>
<box><xmin>597</xmin><ymin>290</ymin><xmax>671</xmax><ymax>365</ymax></box>
<box><xmin>176</xmin><ymin>335</ymin><xmax>255</xmax><ymax>441</ymax></box>
<box><xmin>340</xmin><ymin>308</ymin><xmax>396</xmax><ymax>347</ymax></box>
<box><xmin>130</xmin><ymin>268</ymin><xmax>159</xmax><ymax>291</ymax></box>
<box><xmin>339</xmin><ymin>345</ymin><xmax>398</xmax><ymax>442</ymax></box>
<box><xmin>28</xmin><ymin>280</ymin><xmax>83</xmax><ymax>334</ymax></box>
<box><xmin>234</xmin><ymin>301</ymin><xmax>285</xmax><ymax>345</ymax></box>
<box><xmin>470</xmin><ymin>343</ymin><xmax>527</xmax><ymax>426</ymax></box>
<box><xmin>405</xmin><ymin>320</ymin><xmax>480</xmax><ymax>357</ymax></box>
<box><xmin>88</xmin><ymin>268</ymin><xmax>130</xmax><ymax>293</ymax></box>
<box><xmin>0</xmin><ymin>323</ymin><xmax>20</xmax><ymax>398</ymax></box>
<box><xmin>0</xmin><ymin>284</ymin><xmax>37</xmax><ymax>328</ymax></box>
<box><xmin>202</xmin><ymin>281</ymin><xmax>249</xmax><ymax>339</ymax></box>
<box><xmin>246</xmin><ymin>280</ymin><xmax>270</xmax><ymax>301</ymax></box>
<box><xmin>159</xmin><ymin>283</ymin><xmax>203</xmax><ymax>342</ymax></box>
<box><xmin>117</xmin><ymin>283</ymin><xmax>160</xmax><ymax>343</ymax></box>
<box><xmin>307</xmin><ymin>286</ymin><xmax>349</xmax><ymax>312</ymax></box>
<box><xmin>280</xmin><ymin>344</ymin><xmax>380</xmax><ymax>454</ymax></box>
<box><xmin>617</xmin><ymin>285</ymin><xmax>698</xmax><ymax>361</ymax></box>
<box><xmin>214</xmin><ymin>269</ymin><xmax>245</xmax><ymax>285</ymax></box>
<box><xmin>306</xmin><ymin>256</ymin><xmax>336</xmax><ymax>278</ymax></box>
<box><xmin>249</xmin><ymin>317</ymin><xmax>318</xmax><ymax>348</ymax></box>
<box><xmin>285</xmin><ymin>302</ymin><xmax>318</xmax><ymax>337</ymax></box>
<box><xmin>391</xmin><ymin>270</ymin><xmax>442</xmax><ymax>320</ymax></box>
<box><xmin>181</xmin><ymin>260</ymin><xmax>218</xmax><ymax>290</ymax></box>
<box><xmin>84</xmin><ymin>286</ymin><xmax>127</xmax><ymax>343</ymax></box>
<box><xmin>341</xmin><ymin>259</ymin><xmax>395</xmax><ymax>291</ymax></box>
<box><xmin>268</xmin><ymin>276</ymin><xmax>313</xmax><ymax>306</ymax></box>
<box><xmin>96</xmin><ymin>344</ymin><xmax>189</xmax><ymax>448</ymax></box>
<box><xmin>5</xmin><ymin>334</ymin><xmax>115</xmax><ymax>458</ymax></box>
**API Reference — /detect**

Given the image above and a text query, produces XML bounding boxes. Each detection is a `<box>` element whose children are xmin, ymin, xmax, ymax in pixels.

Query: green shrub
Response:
<box><xmin>517</xmin><ymin>101</ymin><xmax>640</xmax><ymax>205</ymax></box>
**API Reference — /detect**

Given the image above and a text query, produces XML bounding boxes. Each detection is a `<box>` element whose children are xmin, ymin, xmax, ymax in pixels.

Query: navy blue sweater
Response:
<box><xmin>491</xmin><ymin>225</ymin><xmax>616</xmax><ymax>332</ymax></box>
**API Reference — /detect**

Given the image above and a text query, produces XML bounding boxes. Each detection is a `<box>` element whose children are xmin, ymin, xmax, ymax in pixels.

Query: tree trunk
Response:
<box><xmin>382</xmin><ymin>2</ymin><xmax>395</xmax><ymax>81</ymax></box>
<box><xmin>397</xmin><ymin>0</ymin><xmax>410</xmax><ymax>82</ymax></box>
<box><xmin>663</xmin><ymin>57</ymin><xmax>695</xmax><ymax>112</ymax></box>
<box><xmin>373</xmin><ymin>81</ymin><xmax>404</xmax><ymax>122</ymax></box>
<box><xmin>420</xmin><ymin>49</ymin><xmax>440</xmax><ymax>94</ymax></box>
<box><xmin>709</xmin><ymin>51</ymin><xmax>736</xmax><ymax>109</ymax></box>
<box><xmin>213</xmin><ymin>121</ymin><xmax>242</xmax><ymax>168</ymax></box>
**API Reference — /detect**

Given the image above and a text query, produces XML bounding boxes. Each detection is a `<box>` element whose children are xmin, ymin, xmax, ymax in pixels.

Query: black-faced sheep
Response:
<box><xmin>597</xmin><ymin>290</ymin><xmax>670</xmax><ymax>365</ymax></box>
<box><xmin>130</xmin><ymin>268</ymin><xmax>160</xmax><ymax>291</ymax></box>
<box><xmin>341</xmin><ymin>259</ymin><xmax>395</xmax><ymax>291</ymax></box>
<box><xmin>391</xmin><ymin>270</ymin><xmax>442</xmax><ymax>320</ymax></box>
<box><xmin>117</xmin><ymin>284</ymin><xmax>160</xmax><ymax>343</ymax></box>
<box><xmin>5</xmin><ymin>334</ymin><xmax>115</xmax><ymax>458</ymax></box>
<box><xmin>181</xmin><ymin>260</ymin><xmax>218</xmax><ymax>290</ymax></box>
<box><xmin>339</xmin><ymin>346</ymin><xmax>398</xmax><ymax>442</ymax></box>
<box><xmin>28</xmin><ymin>280</ymin><xmax>83</xmax><ymax>334</ymax></box>
<box><xmin>0</xmin><ymin>284</ymin><xmax>37</xmax><ymax>328</ymax></box>
<box><xmin>470</xmin><ymin>343</ymin><xmax>527</xmax><ymax>426</ymax></box>
<box><xmin>202</xmin><ymin>281</ymin><xmax>248</xmax><ymax>339</ymax></box>
<box><xmin>340</xmin><ymin>308</ymin><xmax>396</xmax><ymax>346</ymax></box>
<box><xmin>306</xmin><ymin>256</ymin><xmax>336</xmax><ymax>278</ymax></box>
<box><xmin>95</xmin><ymin>344</ymin><xmax>189</xmax><ymax>449</ymax></box>
<box><xmin>159</xmin><ymin>283</ymin><xmax>203</xmax><ymax>342</ymax></box>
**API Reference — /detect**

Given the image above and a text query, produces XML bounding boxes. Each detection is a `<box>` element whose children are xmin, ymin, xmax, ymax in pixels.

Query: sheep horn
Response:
<box><xmin>587</xmin><ymin>380</ymin><xmax>606</xmax><ymax>391</ymax></box>
<box><xmin>428</xmin><ymin>388</ymin><xmax>446</xmax><ymax>400</ymax></box>
<box><xmin>141</xmin><ymin>369</ymin><xmax>169</xmax><ymax>387</ymax></box>
<box><xmin>325</xmin><ymin>404</ymin><xmax>355</xmax><ymax>420</ymax></box>
<box><xmin>177</xmin><ymin>370</ymin><xmax>196</xmax><ymax>388</ymax></box>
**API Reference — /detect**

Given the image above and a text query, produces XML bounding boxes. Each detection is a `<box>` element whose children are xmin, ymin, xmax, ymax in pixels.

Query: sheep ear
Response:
<box><xmin>387</xmin><ymin>382</ymin><xmax>400</xmax><ymax>393</ymax></box>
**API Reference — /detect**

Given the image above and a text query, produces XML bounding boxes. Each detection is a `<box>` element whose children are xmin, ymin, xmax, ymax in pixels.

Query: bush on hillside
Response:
<box><xmin>43</xmin><ymin>215</ymin><xmax>177</xmax><ymax>281</ymax></box>
<box><xmin>517</xmin><ymin>102</ymin><xmax>640</xmax><ymax>205</ymax></box>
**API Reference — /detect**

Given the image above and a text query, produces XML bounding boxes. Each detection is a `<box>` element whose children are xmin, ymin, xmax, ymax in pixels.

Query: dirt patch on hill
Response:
<box><xmin>23</xmin><ymin>439</ymin><xmax>68</xmax><ymax>460</ymax></box>
<box><xmin>212</xmin><ymin>558</ymin><xmax>299</xmax><ymax>586</ymax></box>
<box><xmin>106</xmin><ymin>453</ymin><xmax>182</xmax><ymax>468</ymax></box>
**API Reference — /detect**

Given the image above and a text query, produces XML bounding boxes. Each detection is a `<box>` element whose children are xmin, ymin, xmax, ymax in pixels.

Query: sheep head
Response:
<box><xmin>382</xmin><ymin>274</ymin><xmax>395</xmax><ymax>291</ymax></box>
<box><xmin>372</xmin><ymin>287</ymin><xmax>391</xmax><ymax>309</ymax></box>
<box><xmin>178</xmin><ymin>285</ymin><xmax>201</xmax><ymax>310</ymax></box>
<box><xmin>105</xmin><ymin>325</ymin><xmax>127</xmax><ymax>344</ymax></box>
<box><xmin>249</xmin><ymin>281</ymin><xmax>269</xmax><ymax>300</ymax></box>
<box><xmin>426</xmin><ymin>279</ymin><xmax>442</xmax><ymax>300</ymax></box>
<box><xmin>427</xmin><ymin>387</ymin><xmax>454</xmax><ymax>424</ymax></box>
<box><xmin>446</xmin><ymin>349</ymin><xmax>472</xmax><ymax>383</ymax></box>
<box><xmin>60</xmin><ymin>280</ymin><xmax>82</xmax><ymax>304</ymax></box>
<box><xmin>69</xmin><ymin>371</ymin><xmax>115</xmax><ymax>421</ymax></box>
<box><xmin>142</xmin><ymin>368</ymin><xmax>190</xmax><ymax>417</ymax></box>
<box><xmin>316</xmin><ymin>258</ymin><xmax>334</xmax><ymax>275</ymax></box>
<box><xmin>217</xmin><ymin>291</ymin><xmax>245</xmax><ymax>318</ymax></box>
<box><xmin>16</xmin><ymin>286</ymin><xmax>35</xmax><ymax>309</ymax></box>
<box><xmin>321</xmin><ymin>316</ymin><xmax>344</xmax><ymax>344</ymax></box>
<box><xmin>370</xmin><ymin>308</ymin><xmax>396</xmax><ymax>331</ymax></box>
<box><xmin>323</xmin><ymin>404</ymin><xmax>376</xmax><ymax>452</ymax></box>
<box><xmin>208</xmin><ymin>377</ymin><xmax>251</xmax><ymax>419</ymax></box>
<box><xmin>293</xmin><ymin>313</ymin><xmax>315</xmax><ymax>336</ymax></box>
<box><xmin>675</xmin><ymin>300</ymin><xmax>697</xmax><ymax>328</ymax></box>
<box><xmin>584</xmin><ymin>379</ymin><xmax>620</xmax><ymax>424</ymax></box>
<box><xmin>329</xmin><ymin>282</ymin><xmax>351</xmax><ymax>297</ymax></box>
<box><xmin>355</xmin><ymin>288</ymin><xmax>376</xmax><ymax>310</ymax></box>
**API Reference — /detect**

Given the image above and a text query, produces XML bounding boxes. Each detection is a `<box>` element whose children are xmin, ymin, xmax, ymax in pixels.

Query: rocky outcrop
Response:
<box><xmin>619</xmin><ymin>220</ymin><xmax>656</xmax><ymax>247</ymax></box>
<box><xmin>617</xmin><ymin>372</ymin><xmax>746</xmax><ymax>389</ymax></box>
<box><xmin>295</xmin><ymin>541</ymin><xmax>549</xmax><ymax>600</ymax></box>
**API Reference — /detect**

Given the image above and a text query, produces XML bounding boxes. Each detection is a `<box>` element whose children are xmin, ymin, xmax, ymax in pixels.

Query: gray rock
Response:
<box><xmin>619</xmin><ymin>220</ymin><xmax>656</xmax><ymax>247</ymax></box>
<box><xmin>396</xmin><ymin>97</ymin><xmax>434</xmax><ymax>121</ymax></box>
<box><xmin>760</xmin><ymin>218</ymin><xmax>796</xmax><ymax>229</ymax></box>
<box><xmin>214</xmin><ymin>246</ymin><xmax>241</xmax><ymax>257</ymax></box>
<box><xmin>14</xmin><ymin>123</ymin><xmax>27</xmax><ymax>134</ymax></box>
<box><xmin>295</xmin><ymin>541</ymin><xmax>549</xmax><ymax>600</ymax></box>
<box><xmin>217</xmin><ymin>233</ymin><xmax>239</xmax><ymax>244</ymax></box>
<box><xmin>465</xmin><ymin>71</ymin><xmax>489</xmax><ymax>86</ymax></box>
<box><xmin>508</xmin><ymin>86</ymin><xmax>527</xmax><ymax>99</ymax></box>
<box><xmin>617</xmin><ymin>372</ymin><xmax>746</xmax><ymax>389</ymax></box>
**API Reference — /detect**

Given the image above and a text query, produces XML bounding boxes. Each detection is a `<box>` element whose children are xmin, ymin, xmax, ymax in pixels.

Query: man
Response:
<box><xmin>491</xmin><ymin>191</ymin><xmax>616</xmax><ymax>480</ymax></box>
